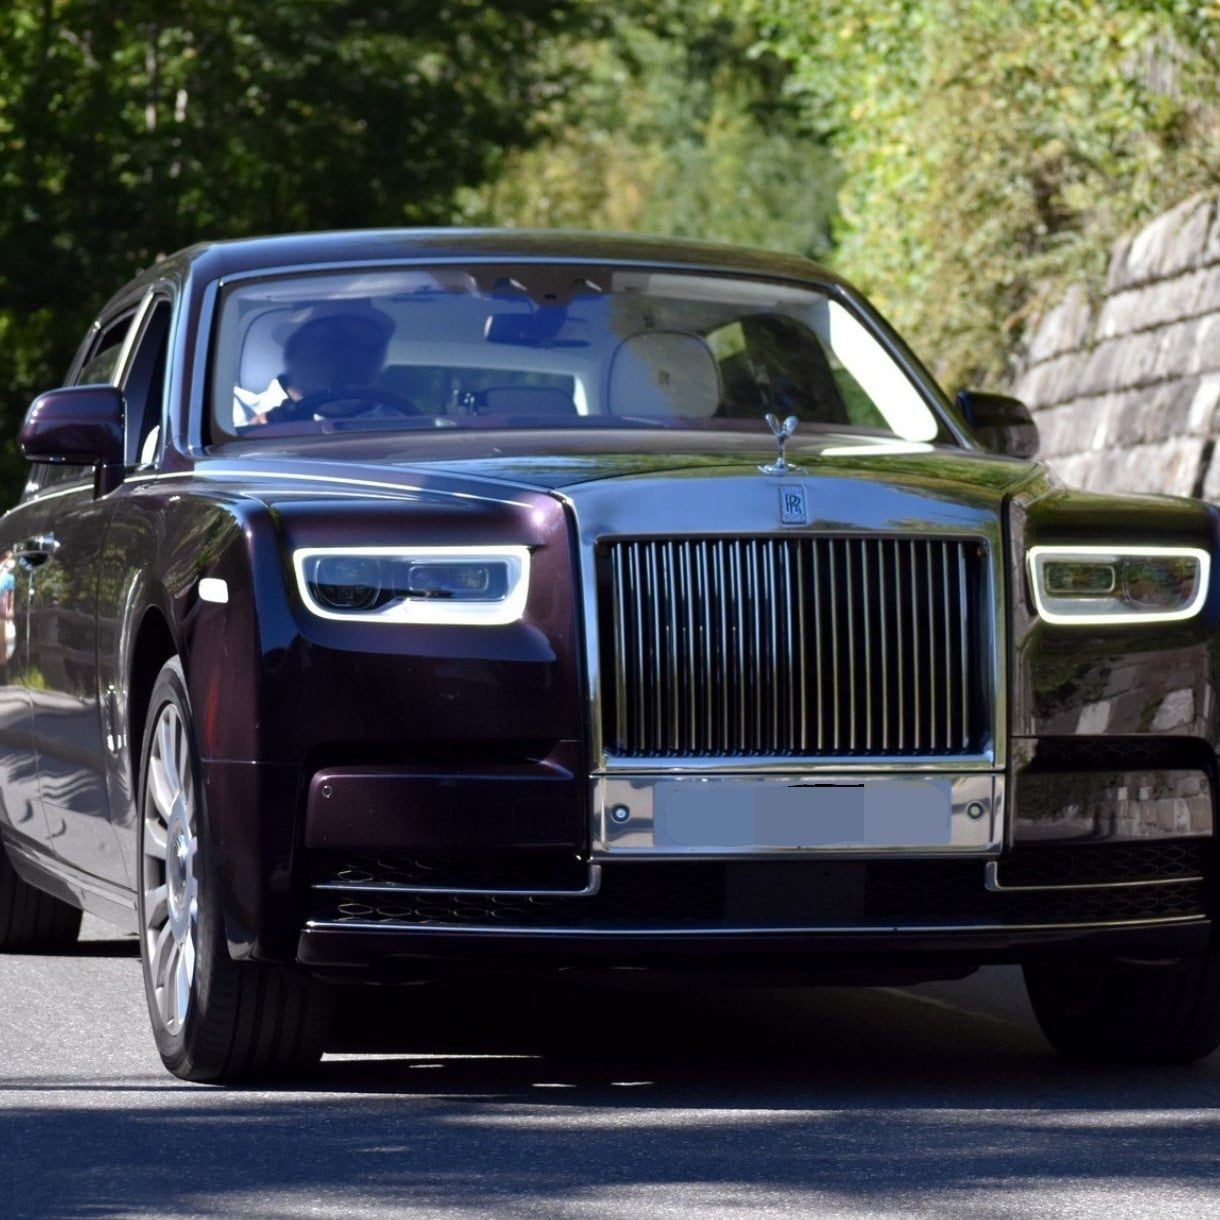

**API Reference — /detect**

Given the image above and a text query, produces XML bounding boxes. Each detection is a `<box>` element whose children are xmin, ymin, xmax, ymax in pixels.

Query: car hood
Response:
<box><xmin>203</xmin><ymin>429</ymin><xmax>1042</xmax><ymax>501</ymax></box>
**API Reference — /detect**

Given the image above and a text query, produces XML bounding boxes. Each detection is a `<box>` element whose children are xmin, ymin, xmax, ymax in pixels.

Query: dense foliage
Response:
<box><xmin>747</xmin><ymin>0</ymin><xmax>1220</xmax><ymax>389</ymax></box>
<box><xmin>3</xmin><ymin>1</ymin><xmax>1219</xmax><ymax>504</ymax></box>
<box><xmin>0</xmin><ymin>0</ymin><xmax>590</xmax><ymax>498</ymax></box>
<box><xmin>465</xmin><ymin>2</ymin><xmax>838</xmax><ymax>262</ymax></box>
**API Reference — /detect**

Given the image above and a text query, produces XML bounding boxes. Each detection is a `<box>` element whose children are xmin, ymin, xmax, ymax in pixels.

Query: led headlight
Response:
<box><xmin>293</xmin><ymin>546</ymin><xmax>530</xmax><ymax>625</ymax></box>
<box><xmin>1028</xmin><ymin>545</ymin><xmax>1210</xmax><ymax>625</ymax></box>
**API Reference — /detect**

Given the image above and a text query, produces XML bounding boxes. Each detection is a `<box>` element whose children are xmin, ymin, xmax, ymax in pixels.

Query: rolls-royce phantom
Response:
<box><xmin>1</xmin><ymin>230</ymin><xmax>1217</xmax><ymax>1082</ymax></box>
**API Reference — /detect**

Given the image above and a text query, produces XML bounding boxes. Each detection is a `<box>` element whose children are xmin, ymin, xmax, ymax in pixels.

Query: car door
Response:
<box><xmin>0</xmin><ymin>474</ymin><xmax>65</xmax><ymax>856</ymax></box>
<box><xmin>25</xmin><ymin>305</ymin><xmax>147</xmax><ymax>885</ymax></box>
<box><xmin>0</xmin><ymin>307</ymin><xmax>131</xmax><ymax>862</ymax></box>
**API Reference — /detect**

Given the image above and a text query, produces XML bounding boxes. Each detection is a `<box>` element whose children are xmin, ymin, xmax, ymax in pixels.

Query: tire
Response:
<box><xmin>1024</xmin><ymin>954</ymin><xmax>1220</xmax><ymax>1065</ymax></box>
<box><xmin>0</xmin><ymin>845</ymin><xmax>82</xmax><ymax>952</ymax></box>
<box><xmin>136</xmin><ymin>658</ymin><xmax>333</xmax><ymax>1083</ymax></box>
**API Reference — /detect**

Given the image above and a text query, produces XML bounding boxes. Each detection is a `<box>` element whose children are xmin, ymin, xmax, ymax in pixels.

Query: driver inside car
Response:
<box><xmin>233</xmin><ymin>302</ymin><xmax>395</xmax><ymax>428</ymax></box>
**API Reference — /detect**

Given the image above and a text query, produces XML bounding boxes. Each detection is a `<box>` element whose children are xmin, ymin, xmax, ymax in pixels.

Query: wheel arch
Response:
<box><xmin>126</xmin><ymin>603</ymin><xmax>180</xmax><ymax>794</ymax></box>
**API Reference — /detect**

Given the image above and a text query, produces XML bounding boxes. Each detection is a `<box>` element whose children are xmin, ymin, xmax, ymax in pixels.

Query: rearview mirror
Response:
<box><xmin>956</xmin><ymin>389</ymin><xmax>1039</xmax><ymax>459</ymax></box>
<box><xmin>20</xmin><ymin>384</ymin><xmax>125</xmax><ymax>469</ymax></box>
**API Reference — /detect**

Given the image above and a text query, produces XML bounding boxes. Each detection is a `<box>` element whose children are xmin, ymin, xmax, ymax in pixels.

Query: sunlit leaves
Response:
<box><xmin>747</xmin><ymin>0</ymin><xmax>1220</xmax><ymax>390</ymax></box>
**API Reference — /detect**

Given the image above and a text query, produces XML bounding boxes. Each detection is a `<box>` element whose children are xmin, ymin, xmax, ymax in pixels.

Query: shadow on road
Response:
<box><xmin>3</xmin><ymin>973</ymin><xmax>1219</xmax><ymax>1216</ymax></box>
<box><xmin>39</xmin><ymin>937</ymin><xmax>139</xmax><ymax>959</ymax></box>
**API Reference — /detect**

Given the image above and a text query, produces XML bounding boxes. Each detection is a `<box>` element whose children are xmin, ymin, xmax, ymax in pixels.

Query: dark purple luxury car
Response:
<box><xmin>1</xmin><ymin>230</ymin><xmax>1218</xmax><ymax>1082</ymax></box>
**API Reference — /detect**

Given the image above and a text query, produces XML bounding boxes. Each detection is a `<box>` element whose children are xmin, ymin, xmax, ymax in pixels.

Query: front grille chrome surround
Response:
<box><xmin>600</xmin><ymin>535</ymin><xmax>990</xmax><ymax>761</ymax></box>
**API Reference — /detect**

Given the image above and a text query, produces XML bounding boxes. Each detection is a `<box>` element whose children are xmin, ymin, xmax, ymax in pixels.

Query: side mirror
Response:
<box><xmin>956</xmin><ymin>389</ymin><xmax>1039</xmax><ymax>459</ymax></box>
<box><xmin>20</xmin><ymin>385</ymin><xmax>125</xmax><ymax>480</ymax></box>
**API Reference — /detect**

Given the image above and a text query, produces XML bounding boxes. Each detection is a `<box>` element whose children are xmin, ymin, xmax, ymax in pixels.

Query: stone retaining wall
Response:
<box><xmin>1012</xmin><ymin>194</ymin><xmax>1220</xmax><ymax>498</ymax></box>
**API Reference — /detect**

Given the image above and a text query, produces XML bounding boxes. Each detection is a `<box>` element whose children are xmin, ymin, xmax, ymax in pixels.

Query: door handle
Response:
<box><xmin>15</xmin><ymin>534</ymin><xmax>59</xmax><ymax>568</ymax></box>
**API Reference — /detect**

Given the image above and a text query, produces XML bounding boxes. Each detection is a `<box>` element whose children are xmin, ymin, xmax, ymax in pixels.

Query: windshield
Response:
<box><xmin>208</xmin><ymin>265</ymin><xmax>947</xmax><ymax>444</ymax></box>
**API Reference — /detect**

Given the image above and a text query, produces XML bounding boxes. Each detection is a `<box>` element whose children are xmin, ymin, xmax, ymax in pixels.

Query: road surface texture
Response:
<box><xmin>1</xmin><ymin>916</ymin><xmax>1218</xmax><ymax>1218</ymax></box>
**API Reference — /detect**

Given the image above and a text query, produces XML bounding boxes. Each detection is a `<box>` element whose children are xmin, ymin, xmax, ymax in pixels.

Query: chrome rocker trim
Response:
<box><xmin>984</xmin><ymin>861</ymin><xmax>1205</xmax><ymax>894</ymax></box>
<box><xmin>303</xmin><ymin>914</ymin><xmax>1209</xmax><ymax>937</ymax></box>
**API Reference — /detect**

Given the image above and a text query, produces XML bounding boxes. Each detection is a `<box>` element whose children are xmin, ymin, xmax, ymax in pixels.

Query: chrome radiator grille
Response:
<box><xmin>601</xmin><ymin>536</ymin><xmax>988</xmax><ymax>758</ymax></box>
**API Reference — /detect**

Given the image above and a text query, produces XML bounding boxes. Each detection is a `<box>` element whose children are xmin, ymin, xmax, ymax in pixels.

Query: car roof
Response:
<box><xmin>105</xmin><ymin>229</ymin><xmax>846</xmax><ymax>315</ymax></box>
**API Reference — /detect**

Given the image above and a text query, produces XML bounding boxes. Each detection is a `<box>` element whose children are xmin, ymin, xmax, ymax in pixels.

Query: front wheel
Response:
<box><xmin>137</xmin><ymin>658</ymin><xmax>333</xmax><ymax>1082</ymax></box>
<box><xmin>1024</xmin><ymin>954</ymin><xmax>1220</xmax><ymax>1065</ymax></box>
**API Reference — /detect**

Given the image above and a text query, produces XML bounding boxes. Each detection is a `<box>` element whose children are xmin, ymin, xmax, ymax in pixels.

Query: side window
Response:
<box><xmin>119</xmin><ymin>300</ymin><xmax>172</xmax><ymax>467</ymax></box>
<box><xmin>75</xmin><ymin>314</ymin><xmax>134</xmax><ymax>387</ymax></box>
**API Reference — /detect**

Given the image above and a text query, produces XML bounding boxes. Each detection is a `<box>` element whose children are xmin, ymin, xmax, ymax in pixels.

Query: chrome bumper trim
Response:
<box><xmin>984</xmin><ymin>861</ymin><xmax>1204</xmax><ymax>894</ymax></box>
<box><xmin>596</xmin><ymin>753</ymin><xmax>997</xmax><ymax>775</ymax></box>
<box><xmin>303</xmin><ymin>914</ymin><xmax>1209</xmax><ymax>937</ymax></box>
<box><xmin>312</xmin><ymin>864</ymin><xmax>602</xmax><ymax>900</ymax></box>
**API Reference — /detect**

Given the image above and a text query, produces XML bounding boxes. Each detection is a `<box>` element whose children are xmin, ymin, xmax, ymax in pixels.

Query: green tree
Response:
<box><xmin>0</xmin><ymin>0</ymin><xmax>592</xmax><ymax>501</ymax></box>
<box><xmin>466</xmin><ymin>1</ymin><xmax>838</xmax><ymax>261</ymax></box>
<box><xmin>749</xmin><ymin>0</ymin><xmax>1220</xmax><ymax>390</ymax></box>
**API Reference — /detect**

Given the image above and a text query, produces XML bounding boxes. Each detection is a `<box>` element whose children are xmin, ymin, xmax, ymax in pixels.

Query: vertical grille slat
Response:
<box><xmin>910</xmin><ymin>540</ymin><xmax>922</xmax><ymax>753</ymax></box>
<box><xmin>862</xmin><ymin>541</ymin><xmax>873</xmax><ymax>753</ymax></box>
<box><xmin>604</xmin><ymin>536</ymin><xmax>986</xmax><ymax>759</ymax></box>
<box><xmin>957</xmin><ymin>542</ymin><xmax>970</xmax><ymax>752</ymax></box>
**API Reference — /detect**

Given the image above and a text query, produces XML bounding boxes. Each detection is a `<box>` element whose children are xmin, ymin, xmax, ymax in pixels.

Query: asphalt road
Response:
<box><xmin>2</xmin><ymin>918</ymin><xmax>1219</xmax><ymax>1219</ymax></box>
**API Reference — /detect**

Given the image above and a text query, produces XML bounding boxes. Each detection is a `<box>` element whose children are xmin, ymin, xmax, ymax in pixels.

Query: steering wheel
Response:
<box><xmin>270</xmin><ymin>387</ymin><xmax>421</xmax><ymax>423</ymax></box>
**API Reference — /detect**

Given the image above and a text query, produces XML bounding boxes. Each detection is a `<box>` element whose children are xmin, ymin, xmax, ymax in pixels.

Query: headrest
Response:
<box><xmin>607</xmin><ymin>331</ymin><xmax>721</xmax><ymax>417</ymax></box>
<box><xmin>237</xmin><ymin>309</ymin><xmax>291</xmax><ymax>393</ymax></box>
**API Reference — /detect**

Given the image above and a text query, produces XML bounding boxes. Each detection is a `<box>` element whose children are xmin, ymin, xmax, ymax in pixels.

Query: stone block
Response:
<box><xmin>1077</xmin><ymin>337</ymin><xmax>1125</xmax><ymax>397</ymax></box>
<box><xmin>1095</xmin><ymin>287</ymin><xmax>1147</xmax><ymax>340</ymax></box>
<box><xmin>1023</xmin><ymin>350</ymin><xmax>1083</xmax><ymax>408</ymax></box>
<box><xmin>1013</xmin><ymin>364</ymin><xmax>1045</xmax><ymax>406</ymax></box>
<box><xmin>1196</xmin><ymin>264</ymin><xmax>1220</xmax><ymax>314</ymax></box>
<box><xmin>1035</xmin><ymin>397</ymin><xmax>1107</xmax><ymax>456</ymax></box>
<box><xmin>1156</xmin><ymin>317</ymin><xmax>1203</xmax><ymax>381</ymax></box>
<box><xmin>1164</xmin><ymin>196</ymin><xmax>1214</xmax><ymax>277</ymax></box>
<box><xmin>1118</xmin><ymin>329</ymin><xmax>1163</xmax><ymax>388</ymax></box>
<box><xmin>1187</xmin><ymin>373</ymin><xmax>1220</xmax><ymax>433</ymax></box>
<box><xmin>1026</xmin><ymin>284</ymin><xmax>1094</xmax><ymax>362</ymax></box>
<box><xmin>1152</xmin><ymin>687</ymin><xmax>1196</xmax><ymax>733</ymax></box>
<box><xmin>1203</xmin><ymin>198</ymin><xmax>1220</xmax><ymax>265</ymax></box>
<box><xmin>1089</xmin><ymin>395</ymin><xmax>1118</xmax><ymax>451</ymax></box>
<box><xmin>1106</xmin><ymin>232</ymin><xmax>1135</xmax><ymax>293</ymax></box>
<box><xmin>1188</xmin><ymin>313</ymin><xmax>1220</xmax><ymax>375</ymax></box>
<box><xmin>1076</xmin><ymin>700</ymin><xmax>1112</xmax><ymax>734</ymax></box>
<box><xmin>1109</xmin><ymin>387</ymin><xmax>1156</xmax><ymax>447</ymax></box>
<box><xmin>1139</xmin><ymin>436</ymin><xmax>1207</xmax><ymax>496</ymax></box>
<box><xmin>1124</xmin><ymin>195</ymin><xmax>1213</xmax><ymax>286</ymax></box>
<box><xmin>1151</xmin><ymin>268</ymin><xmax>1211</xmax><ymax>326</ymax></box>
<box><xmin>1147</xmin><ymin>379</ymin><xmax>1195</xmax><ymax>441</ymax></box>
<box><xmin>1069</xmin><ymin>437</ymin><xmax>1204</xmax><ymax>496</ymax></box>
<box><xmin>1199</xmin><ymin>443</ymin><xmax>1220</xmax><ymax>501</ymax></box>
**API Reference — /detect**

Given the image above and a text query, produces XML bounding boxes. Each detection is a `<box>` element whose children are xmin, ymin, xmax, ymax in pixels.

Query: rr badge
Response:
<box><xmin>779</xmin><ymin>484</ymin><xmax>808</xmax><ymax>525</ymax></box>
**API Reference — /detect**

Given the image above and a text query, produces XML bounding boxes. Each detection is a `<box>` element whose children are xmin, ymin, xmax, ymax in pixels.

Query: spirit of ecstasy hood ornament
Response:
<box><xmin>759</xmin><ymin>413</ymin><xmax>801</xmax><ymax>474</ymax></box>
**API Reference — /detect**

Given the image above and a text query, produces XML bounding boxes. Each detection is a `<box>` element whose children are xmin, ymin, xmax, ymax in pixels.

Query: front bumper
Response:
<box><xmin>215</xmin><ymin>741</ymin><xmax>1218</xmax><ymax>970</ymax></box>
<box><xmin>297</xmin><ymin>915</ymin><xmax>1212</xmax><ymax>976</ymax></box>
<box><xmin>299</xmin><ymin>838</ymin><xmax>1214</xmax><ymax>974</ymax></box>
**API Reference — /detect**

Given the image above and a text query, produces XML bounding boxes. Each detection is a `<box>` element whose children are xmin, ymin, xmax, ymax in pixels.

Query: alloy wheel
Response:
<box><xmin>140</xmin><ymin>701</ymin><xmax>198</xmax><ymax>1035</ymax></box>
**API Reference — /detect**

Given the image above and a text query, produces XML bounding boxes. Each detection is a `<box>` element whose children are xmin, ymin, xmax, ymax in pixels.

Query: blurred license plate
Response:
<box><xmin>653</xmin><ymin>780</ymin><xmax>952</xmax><ymax>850</ymax></box>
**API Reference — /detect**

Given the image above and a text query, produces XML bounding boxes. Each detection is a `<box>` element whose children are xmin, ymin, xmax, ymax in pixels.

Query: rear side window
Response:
<box><xmin>76</xmin><ymin>313</ymin><xmax>135</xmax><ymax>386</ymax></box>
<box><xmin>120</xmin><ymin>300</ymin><xmax>172</xmax><ymax>467</ymax></box>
